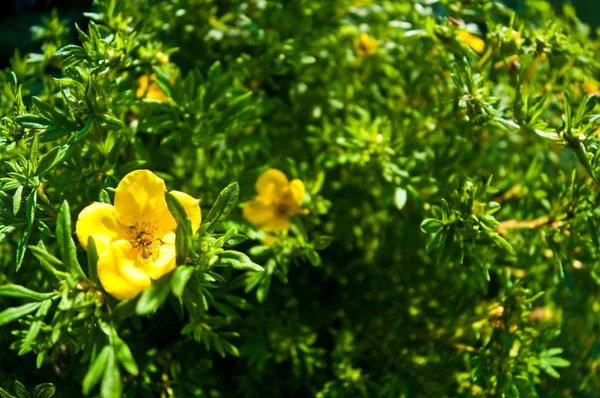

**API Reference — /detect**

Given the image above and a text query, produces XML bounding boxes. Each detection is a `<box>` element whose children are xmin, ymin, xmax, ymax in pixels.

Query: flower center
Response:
<box><xmin>128</xmin><ymin>221</ymin><xmax>161</xmax><ymax>260</ymax></box>
<box><xmin>274</xmin><ymin>191</ymin><xmax>297</xmax><ymax>217</ymax></box>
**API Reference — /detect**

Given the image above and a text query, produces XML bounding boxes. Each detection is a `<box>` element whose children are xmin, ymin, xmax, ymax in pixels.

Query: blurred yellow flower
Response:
<box><xmin>136</xmin><ymin>74</ymin><xmax>169</xmax><ymax>102</ymax></box>
<box><xmin>457</xmin><ymin>31</ymin><xmax>485</xmax><ymax>54</ymax></box>
<box><xmin>585</xmin><ymin>81</ymin><xmax>599</xmax><ymax>96</ymax></box>
<box><xmin>76</xmin><ymin>170</ymin><xmax>201</xmax><ymax>300</ymax></box>
<box><xmin>357</xmin><ymin>33</ymin><xmax>378</xmax><ymax>56</ymax></box>
<box><xmin>243</xmin><ymin>168</ymin><xmax>308</xmax><ymax>233</ymax></box>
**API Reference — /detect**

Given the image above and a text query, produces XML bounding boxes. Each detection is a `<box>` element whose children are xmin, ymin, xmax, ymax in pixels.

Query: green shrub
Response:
<box><xmin>1</xmin><ymin>0</ymin><xmax>599</xmax><ymax>396</ymax></box>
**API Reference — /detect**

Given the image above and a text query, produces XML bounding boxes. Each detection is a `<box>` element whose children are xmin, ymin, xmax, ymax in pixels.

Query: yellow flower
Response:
<box><xmin>243</xmin><ymin>168</ymin><xmax>308</xmax><ymax>232</ymax></box>
<box><xmin>457</xmin><ymin>31</ymin><xmax>485</xmax><ymax>54</ymax></box>
<box><xmin>585</xmin><ymin>81</ymin><xmax>599</xmax><ymax>96</ymax></box>
<box><xmin>76</xmin><ymin>170</ymin><xmax>201</xmax><ymax>300</ymax></box>
<box><xmin>136</xmin><ymin>74</ymin><xmax>169</xmax><ymax>102</ymax></box>
<box><xmin>356</xmin><ymin>33</ymin><xmax>378</xmax><ymax>56</ymax></box>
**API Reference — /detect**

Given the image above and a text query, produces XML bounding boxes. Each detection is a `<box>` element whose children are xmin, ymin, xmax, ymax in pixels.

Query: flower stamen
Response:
<box><xmin>128</xmin><ymin>221</ymin><xmax>161</xmax><ymax>260</ymax></box>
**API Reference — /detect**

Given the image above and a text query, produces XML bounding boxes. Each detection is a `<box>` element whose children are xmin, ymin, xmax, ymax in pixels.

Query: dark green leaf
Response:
<box><xmin>15</xmin><ymin>114</ymin><xmax>55</xmax><ymax>130</ymax></box>
<box><xmin>312</xmin><ymin>236</ymin><xmax>333</xmax><ymax>250</ymax></box>
<box><xmin>32</xmin><ymin>384</ymin><xmax>55</xmax><ymax>398</ymax></box>
<box><xmin>13</xmin><ymin>382</ymin><xmax>29</xmax><ymax>398</ymax></box>
<box><xmin>136</xmin><ymin>272</ymin><xmax>174</xmax><ymax>315</ymax></box>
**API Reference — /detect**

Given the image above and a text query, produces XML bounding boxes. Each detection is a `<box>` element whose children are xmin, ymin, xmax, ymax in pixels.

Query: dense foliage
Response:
<box><xmin>1</xmin><ymin>0</ymin><xmax>600</xmax><ymax>396</ymax></box>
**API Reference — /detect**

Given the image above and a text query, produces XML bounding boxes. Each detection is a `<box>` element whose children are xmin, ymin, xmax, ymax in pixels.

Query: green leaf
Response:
<box><xmin>82</xmin><ymin>346</ymin><xmax>110</xmax><ymax>396</ymax></box>
<box><xmin>13</xmin><ymin>185</ymin><xmax>23</xmax><ymax>215</ymax></box>
<box><xmin>171</xmin><ymin>265</ymin><xmax>194</xmax><ymax>297</ymax></box>
<box><xmin>217</xmin><ymin>251</ymin><xmax>264</xmax><ymax>272</ymax></box>
<box><xmin>225</xmin><ymin>294</ymin><xmax>253</xmax><ymax>310</ymax></box>
<box><xmin>306</xmin><ymin>249</ymin><xmax>321</xmax><ymax>266</ymax></box>
<box><xmin>15</xmin><ymin>114</ymin><xmax>55</xmax><ymax>130</ymax></box>
<box><xmin>0</xmin><ymin>387</ymin><xmax>16</xmax><ymax>398</ymax></box>
<box><xmin>313</xmin><ymin>236</ymin><xmax>333</xmax><ymax>250</ymax></box>
<box><xmin>175</xmin><ymin>223</ymin><xmax>191</xmax><ymax>264</ymax></box>
<box><xmin>19</xmin><ymin>299</ymin><xmax>52</xmax><ymax>355</ymax></box>
<box><xmin>394</xmin><ymin>187</ymin><xmax>408</xmax><ymax>210</ymax></box>
<box><xmin>0</xmin><ymin>302</ymin><xmax>42</xmax><ymax>326</ymax></box>
<box><xmin>13</xmin><ymin>382</ymin><xmax>29</xmax><ymax>398</ymax></box>
<box><xmin>136</xmin><ymin>272</ymin><xmax>174</xmax><ymax>315</ymax></box>
<box><xmin>35</xmin><ymin>147</ymin><xmax>61</xmax><ymax>177</ymax></box>
<box><xmin>100</xmin><ymin>349</ymin><xmax>121</xmax><ymax>398</ymax></box>
<box><xmin>421</xmin><ymin>218</ymin><xmax>443</xmax><ymax>234</ymax></box>
<box><xmin>0</xmin><ymin>284</ymin><xmax>55</xmax><ymax>301</ymax></box>
<box><xmin>548</xmin><ymin>357</ymin><xmax>571</xmax><ymax>368</ymax></box>
<box><xmin>202</xmin><ymin>182</ymin><xmax>239</xmax><ymax>233</ymax></box>
<box><xmin>56</xmin><ymin>201</ymin><xmax>85</xmax><ymax>277</ymax></box>
<box><xmin>165</xmin><ymin>191</ymin><xmax>192</xmax><ymax>233</ymax></box>
<box><xmin>151</xmin><ymin>66</ymin><xmax>173</xmax><ymax>99</ymax></box>
<box><xmin>114</xmin><ymin>336</ymin><xmax>139</xmax><ymax>376</ymax></box>
<box><xmin>97</xmin><ymin>114</ymin><xmax>124</xmax><ymax>131</ymax></box>
<box><xmin>32</xmin><ymin>384</ymin><xmax>55</xmax><ymax>398</ymax></box>
<box><xmin>67</xmin><ymin>117</ymin><xmax>94</xmax><ymax>143</ymax></box>
<box><xmin>87</xmin><ymin>236</ymin><xmax>99</xmax><ymax>284</ymax></box>
<box><xmin>16</xmin><ymin>190</ymin><xmax>37</xmax><ymax>271</ymax></box>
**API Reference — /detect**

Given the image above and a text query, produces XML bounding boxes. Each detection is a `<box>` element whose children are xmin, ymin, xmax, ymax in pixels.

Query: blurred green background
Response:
<box><xmin>0</xmin><ymin>0</ymin><xmax>599</xmax><ymax>70</ymax></box>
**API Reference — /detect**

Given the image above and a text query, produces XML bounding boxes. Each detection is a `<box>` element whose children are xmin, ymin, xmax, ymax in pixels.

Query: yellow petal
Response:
<box><xmin>458</xmin><ymin>31</ymin><xmax>485</xmax><ymax>54</ymax></box>
<box><xmin>144</xmin><ymin>243</ymin><xmax>176</xmax><ymax>280</ymax></box>
<box><xmin>97</xmin><ymin>240</ymin><xmax>151</xmax><ymax>300</ymax></box>
<box><xmin>136</xmin><ymin>75</ymin><xmax>150</xmax><ymax>98</ymax></box>
<box><xmin>75</xmin><ymin>203</ymin><xmax>127</xmax><ymax>253</ymax></box>
<box><xmin>262</xmin><ymin>232</ymin><xmax>277</xmax><ymax>246</ymax></box>
<box><xmin>255</xmin><ymin>168</ymin><xmax>289</xmax><ymax>197</ymax></box>
<box><xmin>114</xmin><ymin>170</ymin><xmax>169</xmax><ymax>227</ymax></box>
<box><xmin>243</xmin><ymin>197</ymin><xmax>276</xmax><ymax>227</ymax></box>
<box><xmin>165</xmin><ymin>190</ymin><xmax>202</xmax><ymax>235</ymax></box>
<box><xmin>263</xmin><ymin>214</ymin><xmax>291</xmax><ymax>231</ymax></box>
<box><xmin>289</xmin><ymin>179</ymin><xmax>305</xmax><ymax>206</ymax></box>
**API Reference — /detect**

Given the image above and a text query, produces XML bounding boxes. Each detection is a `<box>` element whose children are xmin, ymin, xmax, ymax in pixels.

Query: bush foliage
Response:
<box><xmin>1</xmin><ymin>0</ymin><xmax>600</xmax><ymax>396</ymax></box>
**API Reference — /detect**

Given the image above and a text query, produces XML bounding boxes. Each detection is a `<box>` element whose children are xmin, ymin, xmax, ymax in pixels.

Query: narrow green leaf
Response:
<box><xmin>82</xmin><ymin>346</ymin><xmax>110</xmax><ymax>396</ymax></box>
<box><xmin>87</xmin><ymin>236</ymin><xmax>99</xmax><ymax>284</ymax></box>
<box><xmin>16</xmin><ymin>190</ymin><xmax>36</xmax><ymax>271</ymax></box>
<box><xmin>100</xmin><ymin>349</ymin><xmax>121</xmax><ymax>398</ymax></box>
<box><xmin>203</xmin><ymin>182</ymin><xmax>239</xmax><ymax>233</ymax></box>
<box><xmin>67</xmin><ymin>117</ymin><xmax>94</xmax><ymax>143</ymax></box>
<box><xmin>15</xmin><ymin>114</ymin><xmax>55</xmax><ymax>130</ymax></box>
<box><xmin>0</xmin><ymin>284</ymin><xmax>55</xmax><ymax>301</ymax></box>
<box><xmin>56</xmin><ymin>201</ymin><xmax>85</xmax><ymax>277</ymax></box>
<box><xmin>13</xmin><ymin>185</ymin><xmax>23</xmax><ymax>215</ymax></box>
<box><xmin>114</xmin><ymin>336</ymin><xmax>139</xmax><ymax>376</ymax></box>
<box><xmin>165</xmin><ymin>191</ymin><xmax>192</xmax><ymax>233</ymax></box>
<box><xmin>19</xmin><ymin>299</ymin><xmax>52</xmax><ymax>355</ymax></box>
<box><xmin>218</xmin><ymin>251</ymin><xmax>264</xmax><ymax>272</ymax></box>
<box><xmin>35</xmin><ymin>147</ymin><xmax>61</xmax><ymax>177</ymax></box>
<box><xmin>0</xmin><ymin>302</ymin><xmax>42</xmax><ymax>326</ymax></box>
<box><xmin>97</xmin><ymin>114</ymin><xmax>124</xmax><ymax>131</ymax></box>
